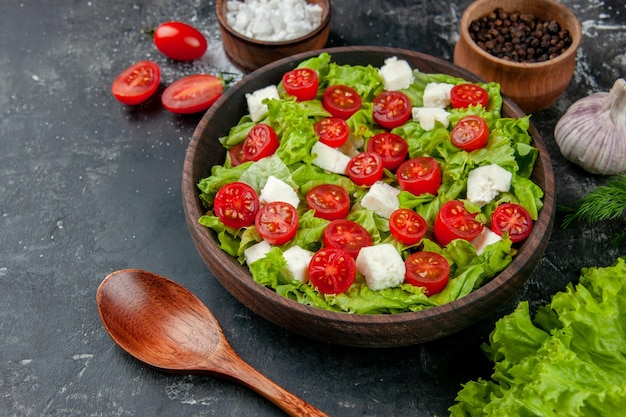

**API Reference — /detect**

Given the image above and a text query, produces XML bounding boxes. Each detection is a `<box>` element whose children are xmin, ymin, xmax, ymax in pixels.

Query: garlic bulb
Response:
<box><xmin>554</xmin><ymin>78</ymin><xmax>626</xmax><ymax>175</ymax></box>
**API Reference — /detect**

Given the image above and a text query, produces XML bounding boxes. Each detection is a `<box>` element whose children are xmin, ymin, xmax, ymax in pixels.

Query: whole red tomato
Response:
<box><xmin>153</xmin><ymin>21</ymin><xmax>207</xmax><ymax>61</ymax></box>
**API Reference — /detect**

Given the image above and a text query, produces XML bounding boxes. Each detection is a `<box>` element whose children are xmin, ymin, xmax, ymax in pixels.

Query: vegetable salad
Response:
<box><xmin>197</xmin><ymin>52</ymin><xmax>544</xmax><ymax>314</ymax></box>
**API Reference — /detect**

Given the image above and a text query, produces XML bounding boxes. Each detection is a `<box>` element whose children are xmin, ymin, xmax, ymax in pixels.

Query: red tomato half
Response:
<box><xmin>396</xmin><ymin>157</ymin><xmax>441</xmax><ymax>196</ymax></box>
<box><xmin>242</xmin><ymin>123</ymin><xmax>279</xmax><ymax>161</ymax></box>
<box><xmin>314</xmin><ymin>118</ymin><xmax>350</xmax><ymax>148</ymax></box>
<box><xmin>372</xmin><ymin>91</ymin><xmax>412</xmax><ymax>129</ymax></box>
<box><xmin>306</xmin><ymin>184</ymin><xmax>351</xmax><ymax>221</ymax></box>
<box><xmin>213</xmin><ymin>182</ymin><xmax>259</xmax><ymax>229</ymax></box>
<box><xmin>347</xmin><ymin>152</ymin><xmax>384</xmax><ymax>186</ymax></box>
<box><xmin>450</xmin><ymin>84</ymin><xmax>489</xmax><ymax>109</ymax></box>
<box><xmin>153</xmin><ymin>21</ymin><xmax>207</xmax><ymax>61</ymax></box>
<box><xmin>434</xmin><ymin>200</ymin><xmax>484</xmax><ymax>246</ymax></box>
<box><xmin>389</xmin><ymin>208</ymin><xmax>427</xmax><ymax>245</ymax></box>
<box><xmin>322</xmin><ymin>85</ymin><xmax>362</xmax><ymax>119</ymax></box>
<box><xmin>404</xmin><ymin>251</ymin><xmax>450</xmax><ymax>296</ymax></box>
<box><xmin>282</xmin><ymin>68</ymin><xmax>319</xmax><ymax>101</ymax></box>
<box><xmin>255</xmin><ymin>201</ymin><xmax>299</xmax><ymax>245</ymax></box>
<box><xmin>366</xmin><ymin>132</ymin><xmax>408</xmax><ymax>171</ymax></box>
<box><xmin>491</xmin><ymin>203</ymin><xmax>534</xmax><ymax>243</ymax></box>
<box><xmin>228</xmin><ymin>143</ymin><xmax>246</xmax><ymax>167</ymax></box>
<box><xmin>161</xmin><ymin>74</ymin><xmax>223</xmax><ymax>114</ymax></box>
<box><xmin>111</xmin><ymin>60</ymin><xmax>161</xmax><ymax>105</ymax></box>
<box><xmin>308</xmin><ymin>248</ymin><xmax>356</xmax><ymax>294</ymax></box>
<box><xmin>323</xmin><ymin>219</ymin><xmax>372</xmax><ymax>259</ymax></box>
<box><xmin>451</xmin><ymin>115</ymin><xmax>489</xmax><ymax>151</ymax></box>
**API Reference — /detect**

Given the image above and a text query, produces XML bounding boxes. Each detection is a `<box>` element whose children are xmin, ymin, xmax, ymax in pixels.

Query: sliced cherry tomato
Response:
<box><xmin>491</xmin><ymin>203</ymin><xmax>533</xmax><ymax>243</ymax></box>
<box><xmin>389</xmin><ymin>208</ymin><xmax>427</xmax><ymax>245</ymax></box>
<box><xmin>282</xmin><ymin>68</ymin><xmax>319</xmax><ymax>101</ymax></box>
<box><xmin>347</xmin><ymin>152</ymin><xmax>384</xmax><ymax>186</ymax></box>
<box><xmin>451</xmin><ymin>115</ymin><xmax>489</xmax><ymax>151</ymax></box>
<box><xmin>242</xmin><ymin>123</ymin><xmax>279</xmax><ymax>161</ymax></box>
<box><xmin>228</xmin><ymin>143</ymin><xmax>247</xmax><ymax>167</ymax></box>
<box><xmin>372</xmin><ymin>91</ymin><xmax>412</xmax><ymax>129</ymax></box>
<box><xmin>111</xmin><ymin>60</ymin><xmax>161</xmax><ymax>105</ymax></box>
<box><xmin>213</xmin><ymin>182</ymin><xmax>259</xmax><ymax>229</ymax></box>
<box><xmin>153</xmin><ymin>21</ymin><xmax>207</xmax><ymax>61</ymax></box>
<box><xmin>366</xmin><ymin>132</ymin><xmax>408</xmax><ymax>171</ymax></box>
<box><xmin>396</xmin><ymin>157</ymin><xmax>441</xmax><ymax>196</ymax></box>
<box><xmin>434</xmin><ymin>200</ymin><xmax>484</xmax><ymax>246</ymax></box>
<box><xmin>308</xmin><ymin>248</ymin><xmax>356</xmax><ymax>294</ymax></box>
<box><xmin>306</xmin><ymin>184</ymin><xmax>351</xmax><ymax>221</ymax></box>
<box><xmin>322</xmin><ymin>85</ymin><xmax>362</xmax><ymax>119</ymax></box>
<box><xmin>314</xmin><ymin>118</ymin><xmax>350</xmax><ymax>148</ymax></box>
<box><xmin>161</xmin><ymin>74</ymin><xmax>224</xmax><ymax>114</ymax></box>
<box><xmin>255</xmin><ymin>201</ymin><xmax>299</xmax><ymax>245</ymax></box>
<box><xmin>323</xmin><ymin>219</ymin><xmax>372</xmax><ymax>259</ymax></box>
<box><xmin>450</xmin><ymin>83</ymin><xmax>489</xmax><ymax>109</ymax></box>
<box><xmin>404</xmin><ymin>251</ymin><xmax>450</xmax><ymax>296</ymax></box>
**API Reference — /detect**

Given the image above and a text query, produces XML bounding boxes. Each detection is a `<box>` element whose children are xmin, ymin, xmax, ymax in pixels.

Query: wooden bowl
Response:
<box><xmin>182</xmin><ymin>46</ymin><xmax>555</xmax><ymax>348</ymax></box>
<box><xmin>454</xmin><ymin>0</ymin><xmax>582</xmax><ymax>113</ymax></box>
<box><xmin>216</xmin><ymin>0</ymin><xmax>331</xmax><ymax>72</ymax></box>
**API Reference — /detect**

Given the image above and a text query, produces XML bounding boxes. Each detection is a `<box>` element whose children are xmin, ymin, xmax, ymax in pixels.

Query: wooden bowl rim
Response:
<box><xmin>182</xmin><ymin>45</ymin><xmax>555</xmax><ymax>339</ymax></box>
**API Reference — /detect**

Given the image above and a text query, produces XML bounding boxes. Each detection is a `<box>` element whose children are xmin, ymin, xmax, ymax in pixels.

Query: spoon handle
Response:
<box><xmin>213</xmin><ymin>347</ymin><xmax>330</xmax><ymax>417</ymax></box>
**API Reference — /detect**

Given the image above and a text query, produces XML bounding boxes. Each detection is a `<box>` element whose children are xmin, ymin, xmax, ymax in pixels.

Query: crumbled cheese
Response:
<box><xmin>281</xmin><ymin>245</ymin><xmax>313</xmax><ymax>283</ymax></box>
<box><xmin>356</xmin><ymin>244</ymin><xmax>405</xmax><ymax>291</ymax></box>
<box><xmin>259</xmin><ymin>175</ymin><xmax>299</xmax><ymax>208</ymax></box>
<box><xmin>471</xmin><ymin>227</ymin><xmax>502</xmax><ymax>255</ymax></box>
<box><xmin>360</xmin><ymin>181</ymin><xmax>401</xmax><ymax>219</ymax></box>
<box><xmin>311</xmin><ymin>141</ymin><xmax>351</xmax><ymax>174</ymax></box>
<box><xmin>378</xmin><ymin>57</ymin><xmax>414</xmax><ymax>91</ymax></box>
<box><xmin>225</xmin><ymin>0</ymin><xmax>323</xmax><ymax>42</ymax></box>
<box><xmin>244</xmin><ymin>240</ymin><xmax>272</xmax><ymax>265</ymax></box>
<box><xmin>466</xmin><ymin>164</ymin><xmax>512</xmax><ymax>206</ymax></box>
<box><xmin>246</xmin><ymin>85</ymin><xmax>279</xmax><ymax>122</ymax></box>
<box><xmin>422</xmin><ymin>83</ymin><xmax>454</xmax><ymax>108</ymax></box>
<box><xmin>411</xmin><ymin>107</ymin><xmax>450</xmax><ymax>130</ymax></box>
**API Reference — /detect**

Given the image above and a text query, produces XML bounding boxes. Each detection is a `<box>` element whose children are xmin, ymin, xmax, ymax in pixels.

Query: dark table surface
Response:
<box><xmin>2</xmin><ymin>0</ymin><xmax>625</xmax><ymax>416</ymax></box>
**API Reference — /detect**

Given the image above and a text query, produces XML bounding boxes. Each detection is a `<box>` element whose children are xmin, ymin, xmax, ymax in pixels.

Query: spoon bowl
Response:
<box><xmin>96</xmin><ymin>269</ymin><xmax>328</xmax><ymax>416</ymax></box>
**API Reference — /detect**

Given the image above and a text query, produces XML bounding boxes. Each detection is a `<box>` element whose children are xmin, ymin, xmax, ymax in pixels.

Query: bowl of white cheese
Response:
<box><xmin>216</xmin><ymin>0</ymin><xmax>331</xmax><ymax>72</ymax></box>
<box><xmin>182</xmin><ymin>46</ymin><xmax>555</xmax><ymax>347</ymax></box>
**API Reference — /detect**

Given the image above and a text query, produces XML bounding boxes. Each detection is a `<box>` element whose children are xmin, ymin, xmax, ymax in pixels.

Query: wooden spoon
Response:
<box><xmin>96</xmin><ymin>269</ymin><xmax>329</xmax><ymax>417</ymax></box>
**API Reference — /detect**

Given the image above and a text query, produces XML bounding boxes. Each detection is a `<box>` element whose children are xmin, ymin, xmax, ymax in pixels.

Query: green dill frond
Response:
<box><xmin>562</xmin><ymin>174</ymin><xmax>626</xmax><ymax>228</ymax></box>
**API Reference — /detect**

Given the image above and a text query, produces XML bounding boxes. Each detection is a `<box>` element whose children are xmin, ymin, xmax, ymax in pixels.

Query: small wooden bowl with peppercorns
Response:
<box><xmin>454</xmin><ymin>0</ymin><xmax>582</xmax><ymax>113</ymax></box>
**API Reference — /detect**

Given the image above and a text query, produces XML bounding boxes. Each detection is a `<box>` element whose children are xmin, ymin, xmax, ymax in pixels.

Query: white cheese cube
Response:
<box><xmin>422</xmin><ymin>83</ymin><xmax>455</xmax><ymax>108</ymax></box>
<box><xmin>281</xmin><ymin>245</ymin><xmax>313</xmax><ymax>283</ymax></box>
<box><xmin>311</xmin><ymin>141</ymin><xmax>351</xmax><ymax>174</ymax></box>
<box><xmin>356</xmin><ymin>244</ymin><xmax>405</xmax><ymax>290</ymax></box>
<box><xmin>378</xmin><ymin>57</ymin><xmax>414</xmax><ymax>91</ymax></box>
<box><xmin>244</xmin><ymin>240</ymin><xmax>272</xmax><ymax>265</ymax></box>
<box><xmin>259</xmin><ymin>175</ymin><xmax>300</xmax><ymax>208</ymax></box>
<box><xmin>411</xmin><ymin>107</ymin><xmax>450</xmax><ymax>131</ymax></box>
<box><xmin>466</xmin><ymin>164</ymin><xmax>513</xmax><ymax>206</ymax></box>
<box><xmin>245</xmin><ymin>85</ymin><xmax>279</xmax><ymax>122</ymax></box>
<box><xmin>471</xmin><ymin>227</ymin><xmax>502</xmax><ymax>255</ymax></box>
<box><xmin>360</xmin><ymin>181</ymin><xmax>401</xmax><ymax>219</ymax></box>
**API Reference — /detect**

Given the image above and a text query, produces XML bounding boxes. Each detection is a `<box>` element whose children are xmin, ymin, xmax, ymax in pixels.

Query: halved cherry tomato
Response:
<box><xmin>255</xmin><ymin>201</ymin><xmax>299</xmax><ymax>245</ymax></box>
<box><xmin>153</xmin><ymin>21</ymin><xmax>207</xmax><ymax>61</ymax></box>
<box><xmin>404</xmin><ymin>251</ymin><xmax>450</xmax><ymax>296</ymax></box>
<box><xmin>306</xmin><ymin>184</ymin><xmax>351</xmax><ymax>221</ymax></box>
<box><xmin>213</xmin><ymin>182</ymin><xmax>259</xmax><ymax>229</ymax></box>
<box><xmin>282</xmin><ymin>68</ymin><xmax>319</xmax><ymax>101</ymax></box>
<box><xmin>491</xmin><ymin>203</ymin><xmax>533</xmax><ymax>243</ymax></box>
<box><xmin>389</xmin><ymin>208</ymin><xmax>427</xmax><ymax>245</ymax></box>
<box><xmin>228</xmin><ymin>143</ymin><xmax>247</xmax><ymax>167</ymax></box>
<box><xmin>450</xmin><ymin>84</ymin><xmax>489</xmax><ymax>109</ymax></box>
<box><xmin>314</xmin><ymin>118</ymin><xmax>350</xmax><ymax>148</ymax></box>
<box><xmin>372</xmin><ymin>91</ymin><xmax>412</xmax><ymax>129</ymax></box>
<box><xmin>322</xmin><ymin>85</ymin><xmax>362</xmax><ymax>119</ymax></box>
<box><xmin>242</xmin><ymin>123</ymin><xmax>279</xmax><ymax>161</ymax></box>
<box><xmin>366</xmin><ymin>132</ymin><xmax>408</xmax><ymax>171</ymax></box>
<box><xmin>111</xmin><ymin>60</ymin><xmax>161</xmax><ymax>105</ymax></box>
<box><xmin>451</xmin><ymin>115</ymin><xmax>489</xmax><ymax>151</ymax></box>
<box><xmin>347</xmin><ymin>152</ymin><xmax>384</xmax><ymax>186</ymax></box>
<box><xmin>308</xmin><ymin>247</ymin><xmax>356</xmax><ymax>294</ymax></box>
<box><xmin>323</xmin><ymin>219</ymin><xmax>372</xmax><ymax>259</ymax></box>
<box><xmin>161</xmin><ymin>74</ymin><xmax>223</xmax><ymax>114</ymax></box>
<box><xmin>434</xmin><ymin>200</ymin><xmax>484</xmax><ymax>246</ymax></box>
<box><xmin>396</xmin><ymin>157</ymin><xmax>441</xmax><ymax>196</ymax></box>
